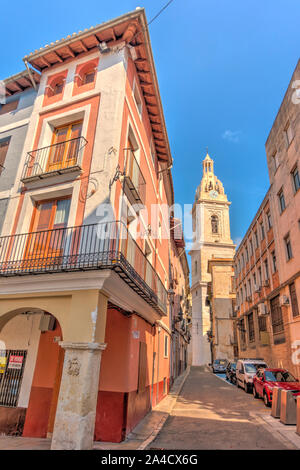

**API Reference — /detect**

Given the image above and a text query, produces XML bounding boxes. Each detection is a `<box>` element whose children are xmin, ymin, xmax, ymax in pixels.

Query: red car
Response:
<box><xmin>253</xmin><ymin>368</ymin><xmax>300</xmax><ymax>407</ymax></box>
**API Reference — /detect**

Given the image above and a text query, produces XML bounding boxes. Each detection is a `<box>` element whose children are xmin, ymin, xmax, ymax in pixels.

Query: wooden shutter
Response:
<box><xmin>289</xmin><ymin>283</ymin><xmax>299</xmax><ymax>318</ymax></box>
<box><xmin>137</xmin><ymin>341</ymin><xmax>147</xmax><ymax>393</ymax></box>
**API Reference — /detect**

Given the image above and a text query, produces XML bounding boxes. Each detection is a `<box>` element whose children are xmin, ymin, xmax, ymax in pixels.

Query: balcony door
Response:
<box><xmin>24</xmin><ymin>198</ymin><xmax>71</xmax><ymax>267</ymax></box>
<box><xmin>47</xmin><ymin>122</ymin><xmax>82</xmax><ymax>172</ymax></box>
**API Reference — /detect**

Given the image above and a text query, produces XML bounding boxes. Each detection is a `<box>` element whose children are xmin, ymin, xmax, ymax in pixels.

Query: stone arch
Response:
<box><xmin>0</xmin><ymin>298</ymin><xmax>69</xmax><ymax>341</ymax></box>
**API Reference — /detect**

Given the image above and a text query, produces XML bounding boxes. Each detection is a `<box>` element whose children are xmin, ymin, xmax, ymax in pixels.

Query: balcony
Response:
<box><xmin>21</xmin><ymin>136</ymin><xmax>87</xmax><ymax>182</ymax></box>
<box><xmin>123</xmin><ymin>149</ymin><xmax>146</xmax><ymax>206</ymax></box>
<box><xmin>0</xmin><ymin>221</ymin><xmax>167</xmax><ymax>315</ymax></box>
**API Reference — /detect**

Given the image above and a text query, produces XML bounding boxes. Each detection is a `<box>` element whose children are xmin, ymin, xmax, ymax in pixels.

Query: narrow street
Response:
<box><xmin>148</xmin><ymin>367</ymin><xmax>290</xmax><ymax>450</ymax></box>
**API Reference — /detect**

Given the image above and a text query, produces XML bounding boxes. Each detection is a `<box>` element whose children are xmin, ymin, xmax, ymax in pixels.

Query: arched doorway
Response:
<box><xmin>0</xmin><ymin>307</ymin><xmax>64</xmax><ymax>438</ymax></box>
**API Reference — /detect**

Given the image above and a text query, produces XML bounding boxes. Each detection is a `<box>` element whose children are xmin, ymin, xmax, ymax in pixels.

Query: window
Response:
<box><xmin>292</xmin><ymin>166</ymin><xmax>300</xmax><ymax>193</ymax></box>
<box><xmin>260</xmin><ymin>222</ymin><xmax>265</xmax><ymax>241</ymax></box>
<box><xmin>258</xmin><ymin>315</ymin><xmax>267</xmax><ymax>332</ymax></box>
<box><xmin>133</xmin><ymin>80</ymin><xmax>142</xmax><ymax>117</ymax></box>
<box><xmin>164</xmin><ymin>335</ymin><xmax>169</xmax><ymax>358</ymax></box>
<box><xmin>248</xmin><ymin>279</ymin><xmax>252</xmax><ymax>296</ymax></box>
<box><xmin>245</xmin><ymin>246</ymin><xmax>249</xmax><ymax>262</ymax></box>
<box><xmin>284</xmin><ymin>122</ymin><xmax>294</xmax><ymax>148</ymax></box>
<box><xmin>82</xmin><ymin>69</ymin><xmax>95</xmax><ymax>85</ymax></box>
<box><xmin>284</xmin><ymin>235</ymin><xmax>293</xmax><ymax>261</ymax></box>
<box><xmin>254</xmin><ymin>230</ymin><xmax>258</xmax><ymax>248</ymax></box>
<box><xmin>289</xmin><ymin>283</ymin><xmax>299</xmax><ymax>318</ymax></box>
<box><xmin>264</xmin><ymin>259</ymin><xmax>269</xmax><ymax>280</ymax></box>
<box><xmin>53</xmin><ymin>81</ymin><xmax>64</xmax><ymax>95</ymax></box>
<box><xmin>248</xmin><ymin>313</ymin><xmax>255</xmax><ymax>342</ymax></box>
<box><xmin>0</xmin><ymin>138</ymin><xmax>10</xmax><ymax>175</ymax></box>
<box><xmin>249</xmin><ymin>239</ymin><xmax>253</xmax><ymax>256</ymax></box>
<box><xmin>47</xmin><ymin>122</ymin><xmax>82</xmax><ymax>172</ymax></box>
<box><xmin>194</xmin><ymin>260</ymin><xmax>197</xmax><ymax>274</ymax></box>
<box><xmin>272</xmin><ymin>251</ymin><xmax>277</xmax><ymax>273</ymax></box>
<box><xmin>0</xmin><ymin>99</ymin><xmax>19</xmax><ymax>116</ymax></box>
<box><xmin>266</xmin><ymin>211</ymin><xmax>272</xmax><ymax>230</ymax></box>
<box><xmin>253</xmin><ymin>273</ymin><xmax>256</xmax><ymax>287</ymax></box>
<box><xmin>278</xmin><ymin>189</ymin><xmax>286</xmax><ymax>213</ymax></box>
<box><xmin>270</xmin><ymin>295</ymin><xmax>284</xmax><ymax>335</ymax></box>
<box><xmin>211</xmin><ymin>215</ymin><xmax>219</xmax><ymax>234</ymax></box>
<box><xmin>272</xmin><ymin>151</ymin><xmax>279</xmax><ymax>171</ymax></box>
<box><xmin>258</xmin><ymin>266</ymin><xmax>262</xmax><ymax>286</ymax></box>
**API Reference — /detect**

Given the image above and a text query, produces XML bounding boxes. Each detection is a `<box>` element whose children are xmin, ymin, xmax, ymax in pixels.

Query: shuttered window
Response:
<box><xmin>270</xmin><ymin>295</ymin><xmax>284</xmax><ymax>335</ymax></box>
<box><xmin>289</xmin><ymin>283</ymin><xmax>299</xmax><ymax>318</ymax></box>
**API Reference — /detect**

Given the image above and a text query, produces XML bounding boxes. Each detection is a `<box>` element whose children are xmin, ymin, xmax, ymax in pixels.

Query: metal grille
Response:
<box><xmin>258</xmin><ymin>315</ymin><xmax>267</xmax><ymax>332</ymax></box>
<box><xmin>289</xmin><ymin>282</ymin><xmax>299</xmax><ymax>318</ymax></box>
<box><xmin>248</xmin><ymin>312</ymin><xmax>255</xmax><ymax>342</ymax></box>
<box><xmin>0</xmin><ymin>350</ymin><xmax>27</xmax><ymax>407</ymax></box>
<box><xmin>270</xmin><ymin>295</ymin><xmax>284</xmax><ymax>335</ymax></box>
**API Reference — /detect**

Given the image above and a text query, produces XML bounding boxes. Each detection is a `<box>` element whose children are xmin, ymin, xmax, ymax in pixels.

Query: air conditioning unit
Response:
<box><xmin>254</xmin><ymin>284</ymin><xmax>261</xmax><ymax>293</ymax></box>
<box><xmin>263</xmin><ymin>280</ymin><xmax>270</xmax><ymax>287</ymax></box>
<box><xmin>257</xmin><ymin>303</ymin><xmax>267</xmax><ymax>316</ymax></box>
<box><xmin>280</xmin><ymin>295</ymin><xmax>290</xmax><ymax>306</ymax></box>
<box><xmin>39</xmin><ymin>314</ymin><xmax>56</xmax><ymax>332</ymax></box>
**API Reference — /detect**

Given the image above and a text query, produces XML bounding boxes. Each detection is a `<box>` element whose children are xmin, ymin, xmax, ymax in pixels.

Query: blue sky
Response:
<box><xmin>1</xmin><ymin>0</ymin><xmax>299</xmax><ymax>246</ymax></box>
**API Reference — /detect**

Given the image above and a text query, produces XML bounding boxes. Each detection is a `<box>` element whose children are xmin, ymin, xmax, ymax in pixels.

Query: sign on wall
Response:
<box><xmin>8</xmin><ymin>355</ymin><xmax>24</xmax><ymax>370</ymax></box>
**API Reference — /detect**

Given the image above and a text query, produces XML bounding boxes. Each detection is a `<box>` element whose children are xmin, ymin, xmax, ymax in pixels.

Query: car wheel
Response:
<box><xmin>253</xmin><ymin>384</ymin><xmax>259</xmax><ymax>399</ymax></box>
<box><xmin>263</xmin><ymin>391</ymin><xmax>271</xmax><ymax>407</ymax></box>
<box><xmin>244</xmin><ymin>382</ymin><xmax>249</xmax><ymax>393</ymax></box>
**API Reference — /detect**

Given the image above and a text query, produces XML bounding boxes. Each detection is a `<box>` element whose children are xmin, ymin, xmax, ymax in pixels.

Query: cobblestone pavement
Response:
<box><xmin>148</xmin><ymin>366</ymin><xmax>298</xmax><ymax>450</ymax></box>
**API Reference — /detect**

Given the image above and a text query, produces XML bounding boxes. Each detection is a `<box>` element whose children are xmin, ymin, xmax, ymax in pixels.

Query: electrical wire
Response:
<box><xmin>117</xmin><ymin>0</ymin><xmax>176</xmax><ymax>52</ymax></box>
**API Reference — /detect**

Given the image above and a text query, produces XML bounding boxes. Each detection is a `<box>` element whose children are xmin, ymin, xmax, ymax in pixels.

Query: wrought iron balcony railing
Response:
<box><xmin>123</xmin><ymin>149</ymin><xmax>146</xmax><ymax>205</ymax></box>
<box><xmin>0</xmin><ymin>221</ymin><xmax>167</xmax><ymax>315</ymax></box>
<box><xmin>21</xmin><ymin>136</ymin><xmax>87</xmax><ymax>182</ymax></box>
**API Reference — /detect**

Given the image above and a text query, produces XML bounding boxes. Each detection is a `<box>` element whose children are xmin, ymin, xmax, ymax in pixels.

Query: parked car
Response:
<box><xmin>225</xmin><ymin>362</ymin><xmax>237</xmax><ymax>384</ymax></box>
<box><xmin>253</xmin><ymin>368</ymin><xmax>300</xmax><ymax>407</ymax></box>
<box><xmin>236</xmin><ymin>358</ymin><xmax>268</xmax><ymax>393</ymax></box>
<box><xmin>212</xmin><ymin>359</ymin><xmax>228</xmax><ymax>373</ymax></box>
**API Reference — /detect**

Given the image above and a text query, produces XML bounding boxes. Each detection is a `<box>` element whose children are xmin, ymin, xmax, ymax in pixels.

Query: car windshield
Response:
<box><xmin>214</xmin><ymin>360</ymin><xmax>226</xmax><ymax>365</ymax></box>
<box><xmin>231</xmin><ymin>363</ymin><xmax>236</xmax><ymax>370</ymax></box>
<box><xmin>265</xmin><ymin>371</ymin><xmax>297</xmax><ymax>382</ymax></box>
<box><xmin>245</xmin><ymin>363</ymin><xmax>267</xmax><ymax>373</ymax></box>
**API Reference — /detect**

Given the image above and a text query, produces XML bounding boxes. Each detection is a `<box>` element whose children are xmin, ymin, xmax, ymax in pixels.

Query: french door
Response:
<box><xmin>24</xmin><ymin>198</ymin><xmax>71</xmax><ymax>268</ymax></box>
<box><xmin>47</xmin><ymin>122</ymin><xmax>82</xmax><ymax>172</ymax></box>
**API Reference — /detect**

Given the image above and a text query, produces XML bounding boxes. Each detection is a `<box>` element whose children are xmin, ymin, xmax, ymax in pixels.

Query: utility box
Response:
<box><xmin>280</xmin><ymin>390</ymin><xmax>297</xmax><ymax>425</ymax></box>
<box><xmin>271</xmin><ymin>387</ymin><xmax>282</xmax><ymax>418</ymax></box>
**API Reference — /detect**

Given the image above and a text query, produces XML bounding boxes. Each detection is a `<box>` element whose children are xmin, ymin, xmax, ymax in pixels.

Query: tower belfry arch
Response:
<box><xmin>190</xmin><ymin>153</ymin><xmax>236</xmax><ymax>366</ymax></box>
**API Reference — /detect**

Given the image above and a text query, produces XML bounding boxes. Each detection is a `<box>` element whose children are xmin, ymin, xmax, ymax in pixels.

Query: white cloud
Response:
<box><xmin>222</xmin><ymin>129</ymin><xmax>241</xmax><ymax>143</ymax></box>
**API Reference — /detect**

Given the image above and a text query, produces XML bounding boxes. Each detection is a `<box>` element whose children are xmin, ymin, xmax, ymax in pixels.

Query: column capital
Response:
<box><xmin>59</xmin><ymin>341</ymin><xmax>107</xmax><ymax>351</ymax></box>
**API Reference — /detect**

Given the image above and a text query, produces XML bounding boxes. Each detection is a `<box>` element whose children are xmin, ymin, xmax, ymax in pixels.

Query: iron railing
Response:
<box><xmin>123</xmin><ymin>149</ymin><xmax>146</xmax><ymax>205</ymax></box>
<box><xmin>0</xmin><ymin>221</ymin><xmax>167</xmax><ymax>315</ymax></box>
<box><xmin>21</xmin><ymin>136</ymin><xmax>87</xmax><ymax>181</ymax></box>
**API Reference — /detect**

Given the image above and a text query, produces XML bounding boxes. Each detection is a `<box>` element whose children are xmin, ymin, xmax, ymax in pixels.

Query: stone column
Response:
<box><xmin>51</xmin><ymin>341</ymin><xmax>106</xmax><ymax>450</ymax></box>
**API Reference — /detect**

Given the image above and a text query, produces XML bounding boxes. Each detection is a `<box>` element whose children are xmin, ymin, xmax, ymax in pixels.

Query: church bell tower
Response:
<box><xmin>190</xmin><ymin>153</ymin><xmax>235</xmax><ymax>366</ymax></box>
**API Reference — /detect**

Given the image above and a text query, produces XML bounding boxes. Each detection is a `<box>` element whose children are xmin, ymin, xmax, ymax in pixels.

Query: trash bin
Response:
<box><xmin>271</xmin><ymin>387</ymin><xmax>282</xmax><ymax>419</ymax></box>
<box><xmin>280</xmin><ymin>389</ymin><xmax>297</xmax><ymax>425</ymax></box>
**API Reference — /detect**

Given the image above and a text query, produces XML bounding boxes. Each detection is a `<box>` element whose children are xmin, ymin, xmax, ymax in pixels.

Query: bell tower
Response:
<box><xmin>190</xmin><ymin>153</ymin><xmax>235</xmax><ymax>366</ymax></box>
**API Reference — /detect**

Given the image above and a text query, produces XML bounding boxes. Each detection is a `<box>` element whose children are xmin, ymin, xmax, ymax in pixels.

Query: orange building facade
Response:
<box><xmin>0</xmin><ymin>10</ymin><xmax>188</xmax><ymax>449</ymax></box>
<box><xmin>234</xmin><ymin>60</ymin><xmax>300</xmax><ymax>378</ymax></box>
